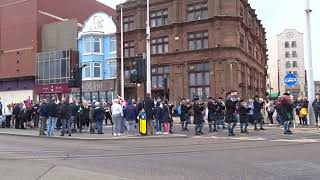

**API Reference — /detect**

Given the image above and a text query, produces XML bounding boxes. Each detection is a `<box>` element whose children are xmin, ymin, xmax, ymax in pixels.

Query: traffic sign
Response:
<box><xmin>284</xmin><ymin>73</ymin><xmax>298</xmax><ymax>87</ymax></box>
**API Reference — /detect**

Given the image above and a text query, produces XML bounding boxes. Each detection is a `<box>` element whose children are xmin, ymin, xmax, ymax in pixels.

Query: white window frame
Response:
<box><xmin>93</xmin><ymin>36</ymin><xmax>103</xmax><ymax>54</ymax></box>
<box><xmin>93</xmin><ymin>62</ymin><xmax>102</xmax><ymax>79</ymax></box>
<box><xmin>83</xmin><ymin>63</ymin><xmax>91</xmax><ymax>80</ymax></box>
<box><xmin>83</xmin><ymin>36</ymin><xmax>91</xmax><ymax>54</ymax></box>
<box><xmin>110</xmin><ymin>35</ymin><xmax>116</xmax><ymax>53</ymax></box>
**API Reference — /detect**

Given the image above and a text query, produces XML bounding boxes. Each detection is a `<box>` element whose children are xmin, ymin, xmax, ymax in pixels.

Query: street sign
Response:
<box><xmin>284</xmin><ymin>73</ymin><xmax>298</xmax><ymax>87</ymax></box>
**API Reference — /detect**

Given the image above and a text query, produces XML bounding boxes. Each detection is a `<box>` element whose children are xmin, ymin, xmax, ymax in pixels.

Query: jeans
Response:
<box><xmin>113</xmin><ymin>114</ymin><xmax>123</xmax><ymax>135</ymax></box>
<box><xmin>276</xmin><ymin>113</ymin><xmax>283</xmax><ymax>125</ymax></box>
<box><xmin>96</xmin><ymin>120</ymin><xmax>103</xmax><ymax>134</ymax></box>
<box><xmin>217</xmin><ymin>117</ymin><xmax>225</xmax><ymax>129</ymax></box>
<box><xmin>228</xmin><ymin>122</ymin><xmax>237</xmax><ymax>134</ymax></box>
<box><xmin>240</xmin><ymin>122</ymin><xmax>248</xmax><ymax>132</ymax></box>
<box><xmin>39</xmin><ymin>116</ymin><xmax>48</xmax><ymax>135</ymax></box>
<box><xmin>302</xmin><ymin>117</ymin><xmax>308</xmax><ymax>125</ymax></box>
<box><xmin>155</xmin><ymin>118</ymin><xmax>162</xmax><ymax>132</ymax></box>
<box><xmin>61</xmin><ymin>118</ymin><xmax>71</xmax><ymax>136</ymax></box>
<box><xmin>195</xmin><ymin>123</ymin><xmax>204</xmax><ymax>133</ymax></box>
<box><xmin>147</xmin><ymin>120</ymin><xmax>154</xmax><ymax>135</ymax></box>
<box><xmin>47</xmin><ymin>117</ymin><xmax>57</xmax><ymax>136</ymax></box>
<box><xmin>284</xmin><ymin>121</ymin><xmax>291</xmax><ymax>132</ymax></box>
<box><xmin>314</xmin><ymin>112</ymin><xmax>320</xmax><ymax>124</ymax></box>
<box><xmin>126</xmin><ymin>121</ymin><xmax>136</xmax><ymax>135</ymax></box>
<box><xmin>33</xmin><ymin>114</ymin><xmax>39</xmax><ymax>128</ymax></box>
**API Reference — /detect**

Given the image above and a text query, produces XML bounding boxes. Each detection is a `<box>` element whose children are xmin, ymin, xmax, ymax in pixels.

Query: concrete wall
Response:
<box><xmin>41</xmin><ymin>19</ymin><xmax>78</xmax><ymax>52</ymax></box>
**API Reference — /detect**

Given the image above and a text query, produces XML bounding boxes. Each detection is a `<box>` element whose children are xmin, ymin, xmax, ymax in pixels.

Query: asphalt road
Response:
<box><xmin>1</xmin><ymin>126</ymin><xmax>320</xmax><ymax>180</ymax></box>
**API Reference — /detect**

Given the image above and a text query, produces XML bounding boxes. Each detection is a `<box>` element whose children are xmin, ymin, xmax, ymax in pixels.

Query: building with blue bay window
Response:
<box><xmin>77</xmin><ymin>12</ymin><xmax>117</xmax><ymax>102</ymax></box>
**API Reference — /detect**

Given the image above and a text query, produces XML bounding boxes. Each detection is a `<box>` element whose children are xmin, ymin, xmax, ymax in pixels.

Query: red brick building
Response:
<box><xmin>0</xmin><ymin>0</ymin><xmax>115</xmax><ymax>103</ymax></box>
<box><xmin>117</xmin><ymin>0</ymin><xmax>267</xmax><ymax>102</ymax></box>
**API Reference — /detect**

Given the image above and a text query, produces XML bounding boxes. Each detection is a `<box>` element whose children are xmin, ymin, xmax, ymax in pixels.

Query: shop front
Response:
<box><xmin>34</xmin><ymin>84</ymin><xmax>71</xmax><ymax>101</ymax></box>
<box><xmin>71</xmin><ymin>80</ymin><xmax>116</xmax><ymax>103</ymax></box>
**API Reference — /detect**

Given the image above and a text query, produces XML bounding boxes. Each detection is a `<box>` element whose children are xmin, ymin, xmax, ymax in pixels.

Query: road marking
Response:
<box><xmin>270</xmin><ymin>139</ymin><xmax>319</xmax><ymax>143</ymax></box>
<box><xmin>193</xmin><ymin>136</ymin><xmax>320</xmax><ymax>143</ymax></box>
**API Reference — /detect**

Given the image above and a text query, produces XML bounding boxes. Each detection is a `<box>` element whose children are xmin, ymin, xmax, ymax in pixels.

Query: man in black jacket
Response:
<box><xmin>59</xmin><ymin>98</ymin><xmax>72</xmax><ymax>136</ymax></box>
<box><xmin>207</xmin><ymin>97</ymin><xmax>216</xmax><ymax>132</ymax></box>
<box><xmin>312</xmin><ymin>95</ymin><xmax>320</xmax><ymax>126</ymax></box>
<box><xmin>225</xmin><ymin>92</ymin><xmax>238</xmax><ymax>136</ymax></box>
<box><xmin>143</xmin><ymin>94</ymin><xmax>155</xmax><ymax>135</ymax></box>
<box><xmin>253</xmin><ymin>95</ymin><xmax>265</xmax><ymax>131</ymax></box>
<box><xmin>47</xmin><ymin>97</ymin><xmax>58</xmax><ymax>136</ymax></box>
<box><xmin>193</xmin><ymin>97</ymin><xmax>205</xmax><ymax>135</ymax></box>
<box><xmin>181</xmin><ymin>99</ymin><xmax>191</xmax><ymax>131</ymax></box>
<box><xmin>70</xmin><ymin>99</ymin><xmax>79</xmax><ymax>132</ymax></box>
<box><xmin>39</xmin><ymin>99</ymin><xmax>49</xmax><ymax>136</ymax></box>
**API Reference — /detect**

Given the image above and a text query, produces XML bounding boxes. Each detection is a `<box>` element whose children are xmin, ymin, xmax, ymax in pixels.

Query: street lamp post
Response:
<box><xmin>146</xmin><ymin>0</ymin><xmax>151</xmax><ymax>96</ymax></box>
<box><xmin>120</xmin><ymin>5</ymin><xmax>125</xmax><ymax>99</ymax></box>
<box><xmin>305</xmin><ymin>0</ymin><xmax>315</xmax><ymax>124</ymax></box>
<box><xmin>277</xmin><ymin>59</ymin><xmax>280</xmax><ymax>96</ymax></box>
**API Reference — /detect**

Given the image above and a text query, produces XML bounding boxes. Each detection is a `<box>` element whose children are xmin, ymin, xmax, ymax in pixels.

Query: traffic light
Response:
<box><xmin>68</xmin><ymin>65</ymin><xmax>81</xmax><ymax>88</ymax></box>
<box><xmin>163</xmin><ymin>76</ymin><xmax>168</xmax><ymax>90</ymax></box>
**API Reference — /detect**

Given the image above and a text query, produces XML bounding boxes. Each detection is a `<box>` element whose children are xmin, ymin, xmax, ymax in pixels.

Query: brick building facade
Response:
<box><xmin>117</xmin><ymin>0</ymin><xmax>267</xmax><ymax>102</ymax></box>
<box><xmin>0</xmin><ymin>0</ymin><xmax>115</xmax><ymax>103</ymax></box>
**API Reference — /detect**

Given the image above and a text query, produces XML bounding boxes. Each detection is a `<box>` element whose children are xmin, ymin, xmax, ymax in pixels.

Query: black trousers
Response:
<box><xmin>315</xmin><ymin>112</ymin><xmax>320</xmax><ymax>124</ymax></box>
<box><xmin>6</xmin><ymin>115</ymin><xmax>12</xmax><ymax>128</ymax></box>
<box><xmin>267</xmin><ymin>111</ymin><xmax>274</xmax><ymax>124</ymax></box>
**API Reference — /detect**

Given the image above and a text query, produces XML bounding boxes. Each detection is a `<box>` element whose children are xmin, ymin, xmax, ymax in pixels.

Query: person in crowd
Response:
<box><xmin>3</xmin><ymin>104</ymin><xmax>12</xmax><ymax>128</ymax></box>
<box><xmin>94</xmin><ymin>102</ymin><xmax>105</xmax><ymax>135</ymax></box>
<box><xmin>89</xmin><ymin>103</ymin><xmax>96</xmax><ymax>134</ymax></box>
<box><xmin>216</xmin><ymin>97</ymin><xmax>226</xmax><ymax>129</ymax></box>
<box><xmin>59</xmin><ymin>98</ymin><xmax>72</xmax><ymax>136</ymax></box>
<box><xmin>225</xmin><ymin>92</ymin><xmax>238</xmax><ymax>136</ymax></box>
<box><xmin>281</xmin><ymin>93</ymin><xmax>294</xmax><ymax>135</ymax></box>
<box><xmin>111</xmin><ymin>99</ymin><xmax>124</xmax><ymax>136</ymax></box>
<box><xmin>266</xmin><ymin>98</ymin><xmax>275</xmax><ymax>124</ymax></box>
<box><xmin>181</xmin><ymin>99</ymin><xmax>191</xmax><ymax>131</ymax></box>
<box><xmin>300</xmin><ymin>97</ymin><xmax>309</xmax><ymax>126</ymax></box>
<box><xmin>275</xmin><ymin>96</ymin><xmax>283</xmax><ymax>126</ymax></box>
<box><xmin>39</xmin><ymin>99</ymin><xmax>49</xmax><ymax>135</ymax></box>
<box><xmin>247</xmin><ymin>99</ymin><xmax>254</xmax><ymax>125</ymax></box>
<box><xmin>168</xmin><ymin>103</ymin><xmax>174</xmax><ymax>134</ymax></box>
<box><xmin>104</xmin><ymin>102</ymin><xmax>113</xmax><ymax>126</ymax></box>
<box><xmin>47</xmin><ymin>97</ymin><xmax>58</xmax><ymax>137</ymax></box>
<box><xmin>312</xmin><ymin>95</ymin><xmax>320</xmax><ymax>127</ymax></box>
<box><xmin>13</xmin><ymin>103</ymin><xmax>21</xmax><ymax>129</ymax></box>
<box><xmin>295</xmin><ymin>97</ymin><xmax>303</xmax><ymax>125</ymax></box>
<box><xmin>70</xmin><ymin>99</ymin><xmax>79</xmax><ymax>133</ymax></box>
<box><xmin>82</xmin><ymin>101</ymin><xmax>90</xmax><ymax>132</ymax></box>
<box><xmin>207</xmin><ymin>97</ymin><xmax>216</xmax><ymax>133</ymax></box>
<box><xmin>143</xmin><ymin>94</ymin><xmax>155</xmax><ymax>135</ymax></box>
<box><xmin>253</xmin><ymin>95</ymin><xmax>265</xmax><ymax>131</ymax></box>
<box><xmin>56</xmin><ymin>101</ymin><xmax>62</xmax><ymax>130</ymax></box>
<box><xmin>162</xmin><ymin>100</ymin><xmax>171</xmax><ymax>135</ymax></box>
<box><xmin>124</xmin><ymin>100</ymin><xmax>138</xmax><ymax>136</ymax></box>
<box><xmin>239</xmin><ymin>100</ymin><xmax>249</xmax><ymax>133</ymax></box>
<box><xmin>31</xmin><ymin>102</ymin><xmax>40</xmax><ymax>128</ymax></box>
<box><xmin>153</xmin><ymin>101</ymin><xmax>163</xmax><ymax>134</ymax></box>
<box><xmin>193</xmin><ymin>97</ymin><xmax>205</xmax><ymax>135</ymax></box>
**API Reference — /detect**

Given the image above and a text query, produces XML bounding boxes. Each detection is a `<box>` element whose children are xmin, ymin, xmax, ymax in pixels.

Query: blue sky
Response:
<box><xmin>98</xmin><ymin>0</ymin><xmax>320</xmax><ymax>80</ymax></box>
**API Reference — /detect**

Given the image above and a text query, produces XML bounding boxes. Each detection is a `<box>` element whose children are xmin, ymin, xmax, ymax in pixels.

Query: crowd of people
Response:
<box><xmin>0</xmin><ymin>92</ymin><xmax>320</xmax><ymax>137</ymax></box>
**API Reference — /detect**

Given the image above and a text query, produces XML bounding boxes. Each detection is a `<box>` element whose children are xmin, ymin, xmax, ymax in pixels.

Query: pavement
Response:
<box><xmin>1</xmin><ymin>121</ymin><xmax>320</xmax><ymax>180</ymax></box>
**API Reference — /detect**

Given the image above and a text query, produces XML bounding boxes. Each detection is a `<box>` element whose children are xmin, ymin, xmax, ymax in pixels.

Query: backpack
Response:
<box><xmin>177</xmin><ymin>105</ymin><xmax>182</xmax><ymax>115</ymax></box>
